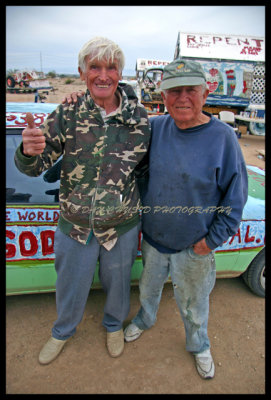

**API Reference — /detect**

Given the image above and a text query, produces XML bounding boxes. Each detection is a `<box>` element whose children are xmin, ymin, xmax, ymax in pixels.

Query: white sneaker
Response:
<box><xmin>194</xmin><ymin>349</ymin><xmax>215</xmax><ymax>379</ymax></box>
<box><xmin>124</xmin><ymin>323</ymin><xmax>144</xmax><ymax>342</ymax></box>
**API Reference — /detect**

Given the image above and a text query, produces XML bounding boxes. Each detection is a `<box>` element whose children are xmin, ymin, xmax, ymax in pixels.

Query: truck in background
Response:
<box><xmin>135</xmin><ymin>58</ymin><xmax>170</xmax><ymax>114</ymax></box>
<box><xmin>6</xmin><ymin>69</ymin><xmax>54</xmax><ymax>102</ymax></box>
<box><xmin>6</xmin><ymin>69</ymin><xmax>50</xmax><ymax>89</ymax></box>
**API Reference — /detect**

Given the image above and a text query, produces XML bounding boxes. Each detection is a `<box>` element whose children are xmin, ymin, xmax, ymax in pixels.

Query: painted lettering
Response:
<box><xmin>237</xmin><ymin>38</ymin><xmax>250</xmax><ymax>46</ymax></box>
<box><xmin>19</xmin><ymin>231</ymin><xmax>39</xmax><ymax>257</ymax></box>
<box><xmin>28</xmin><ymin>212</ymin><xmax>36</xmax><ymax>221</ymax></box>
<box><xmin>241</xmin><ymin>46</ymin><xmax>262</xmax><ymax>56</ymax></box>
<box><xmin>6</xmin><ymin>112</ymin><xmax>48</xmax><ymax>128</ymax></box>
<box><xmin>6</xmin><ymin>228</ymin><xmax>56</xmax><ymax>260</ymax></box>
<box><xmin>45</xmin><ymin>212</ymin><xmax>51</xmax><ymax>221</ymax></box>
<box><xmin>12</xmin><ymin>208</ymin><xmax>60</xmax><ymax>223</ymax></box>
<box><xmin>244</xmin><ymin>225</ymin><xmax>255</xmax><ymax>243</ymax></box>
<box><xmin>251</xmin><ymin>38</ymin><xmax>264</xmax><ymax>48</ymax></box>
<box><xmin>40</xmin><ymin>230</ymin><xmax>54</xmax><ymax>256</ymax></box>
<box><xmin>17</xmin><ymin>211</ymin><xmax>29</xmax><ymax>221</ymax></box>
<box><xmin>213</xmin><ymin>36</ymin><xmax>222</xmax><ymax>44</ymax></box>
<box><xmin>229</xmin><ymin>228</ymin><xmax>242</xmax><ymax>245</ymax></box>
<box><xmin>37</xmin><ymin>211</ymin><xmax>44</xmax><ymax>220</ymax></box>
<box><xmin>137</xmin><ymin>231</ymin><xmax>142</xmax><ymax>254</ymax></box>
<box><xmin>53</xmin><ymin>211</ymin><xmax>59</xmax><ymax>222</ymax></box>
<box><xmin>187</xmin><ymin>35</ymin><xmax>197</xmax><ymax>45</ymax></box>
<box><xmin>6</xmin><ymin>219</ymin><xmax>264</xmax><ymax>262</ymax></box>
<box><xmin>6</xmin><ymin>230</ymin><xmax>16</xmax><ymax>258</ymax></box>
<box><xmin>225</xmin><ymin>37</ymin><xmax>234</xmax><ymax>45</ymax></box>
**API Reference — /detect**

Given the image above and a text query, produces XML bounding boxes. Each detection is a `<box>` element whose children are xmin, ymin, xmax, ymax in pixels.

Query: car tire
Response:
<box><xmin>6</xmin><ymin>76</ymin><xmax>16</xmax><ymax>88</ymax></box>
<box><xmin>249</xmin><ymin>121</ymin><xmax>265</xmax><ymax>136</ymax></box>
<box><xmin>19</xmin><ymin>80</ymin><xmax>29</xmax><ymax>88</ymax></box>
<box><xmin>242</xmin><ymin>248</ymin><xmax>265</xmax><ymax>297</ymax></box>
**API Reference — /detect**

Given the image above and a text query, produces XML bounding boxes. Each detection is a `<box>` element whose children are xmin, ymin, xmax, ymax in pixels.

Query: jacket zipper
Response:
<box><xmin>87</xmin><ymin>124</ymin><xmax>108</xmax><ymax>243</ymax></box>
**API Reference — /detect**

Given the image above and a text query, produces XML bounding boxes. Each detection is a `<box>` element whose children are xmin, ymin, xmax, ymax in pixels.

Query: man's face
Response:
<box><xmin>161</xmin><ymin>85</ymin><xmax>209</xmax><ymax>129</ymax></box>
<box><xmin>79</xmin><ymin>56</ymin><xmax>121</xmax><ymax>105</ymax></box>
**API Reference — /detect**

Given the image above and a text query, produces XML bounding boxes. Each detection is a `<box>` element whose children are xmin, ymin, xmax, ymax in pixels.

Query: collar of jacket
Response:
<box><xmin>84</xmin><ymin>84</ymin><xmax>141</xmax><ymax>125</ymax></box>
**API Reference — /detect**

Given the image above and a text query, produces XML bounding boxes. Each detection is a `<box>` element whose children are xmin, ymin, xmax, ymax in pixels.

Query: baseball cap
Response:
<box><xmin>160</xmin><ymin>58</ymin><xmax>206</xmax><ymax>90</ymax></box>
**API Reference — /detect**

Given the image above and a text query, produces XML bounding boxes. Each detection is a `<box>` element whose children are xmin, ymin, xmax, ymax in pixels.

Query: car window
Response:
<box><xmin>6</xmin><ymin>132</ymin><xmax>60</xmax><ymax>204</ymax></box>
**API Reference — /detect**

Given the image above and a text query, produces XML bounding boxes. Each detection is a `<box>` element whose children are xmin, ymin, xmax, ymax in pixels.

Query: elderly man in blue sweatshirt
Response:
<box><xmin>124</xmin><ymin>59</ymin><xmax>248</xmax><ymax>379</ymax></box>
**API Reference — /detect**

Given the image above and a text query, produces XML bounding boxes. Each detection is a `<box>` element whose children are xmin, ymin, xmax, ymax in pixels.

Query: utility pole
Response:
<box><xmin>40</xmin><ymin>52</ymin><xmax>43</xmax><ymax>73</ymax></box>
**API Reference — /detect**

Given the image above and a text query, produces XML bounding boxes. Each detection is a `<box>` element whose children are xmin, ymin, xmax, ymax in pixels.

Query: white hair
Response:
<box><xmin>78</xmin><ymin>36</ymin><xmax>125</xmax><ymax>73</ymax></box>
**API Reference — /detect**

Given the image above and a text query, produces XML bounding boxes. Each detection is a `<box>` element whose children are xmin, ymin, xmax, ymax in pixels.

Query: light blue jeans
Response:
<box><xmin>132</xmin><ymin>240</ymin><xmax>216</xmax><ymax>354</ymax></box>
<box><xmin>52</xmin><ymin>224</ymin><xmax>140</xmax><ymax>340</ymax></box>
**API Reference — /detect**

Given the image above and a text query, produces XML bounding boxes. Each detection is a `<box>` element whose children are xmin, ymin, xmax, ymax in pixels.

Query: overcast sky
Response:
<box><xmin>6</xmin><ymin>5</ymin><xmax>265</xmax><ymax>76</ymax></box>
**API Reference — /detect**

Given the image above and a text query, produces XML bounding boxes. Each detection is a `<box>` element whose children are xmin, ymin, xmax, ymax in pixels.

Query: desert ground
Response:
<box><xmin>6</xmin><ymin>78</ymin><xmax>265</xmax><ymax>394</ymax></box>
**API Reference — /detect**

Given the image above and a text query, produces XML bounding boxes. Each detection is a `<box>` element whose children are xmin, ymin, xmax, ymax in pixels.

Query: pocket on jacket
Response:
<box><xmin>92</xmin><ymin>184</ymin><xmax>140</xmax><ymax>229</ymax></box>
<box><xmin>61</xmin><ymin>184</ymin><xmax>94</xmax><ymax>227</ymax></box>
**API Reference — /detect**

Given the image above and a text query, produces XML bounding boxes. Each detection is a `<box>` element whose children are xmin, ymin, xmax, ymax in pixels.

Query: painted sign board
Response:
<box><xmin>6</xmin><ymin>209</ymin><xmax>265</xmax><ymax>264</ymax></box>
<box><xmin>136</xmin><ymin>58</ymin><xmax>170</xmax><ymax>72</ymax></box>
<box><xmin>178</xmin><ymin>32</ymin><xmax>265</xmax><ymax>62</ymax></box>
<box><xmin>174</xmin><ymin>33</ymin><xmax>265</xmax><ymax>107</ymax></box>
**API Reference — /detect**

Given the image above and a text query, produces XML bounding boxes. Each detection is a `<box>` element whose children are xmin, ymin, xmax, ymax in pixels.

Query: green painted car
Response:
<box><xmin>6</xmin><ymin>103</ymin><xmax>265</xmax><ymax>297</ymax></box>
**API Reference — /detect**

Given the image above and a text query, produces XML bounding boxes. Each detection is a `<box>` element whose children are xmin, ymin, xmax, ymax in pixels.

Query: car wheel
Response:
<box><xmin>19</xmin><ymin>80</ymin><xmax>29</xmax><ymax>88</ymax></box>
<box><xmin>242</xmin><ymin>248</ymin><xmax>265</xmax><ymax>297</ymax></box>
<box><xmin>6</xmin><ymin>76</ymin><xmax>16</xmax><ymax>88</ymax></box>
<box><xmin>249</xmin><ymin>121</ymin><xmax>265</xmax><ymax>136</ymax></box>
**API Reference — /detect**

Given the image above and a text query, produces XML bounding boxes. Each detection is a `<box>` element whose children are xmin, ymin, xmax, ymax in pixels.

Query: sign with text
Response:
<box><xmin>179</xmin><ymin>32</ymin><xmax>265</xmax><ymax>62</ymax></box>
<box><xmin>6</xmin><ymin>207</ymin><xmax>264</xmax><ymax>262</ymax></box>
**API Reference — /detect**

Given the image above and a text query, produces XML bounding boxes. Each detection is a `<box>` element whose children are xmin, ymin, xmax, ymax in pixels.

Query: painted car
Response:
<box><xmin>6</xmin><ymin>102</ymin><xmax>265</xmax><ymax>297</ymax></box>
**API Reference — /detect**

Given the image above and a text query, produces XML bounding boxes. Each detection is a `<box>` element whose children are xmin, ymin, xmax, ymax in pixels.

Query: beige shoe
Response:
<box><xmin>106</xmin><ymin>329</ymin><xmax>124</xmax><ymax>358</ymax></box>
<box><xmin>38</xmin><ymin>337</ymin><xmax>67</xmax><ymax>365</ymax></box>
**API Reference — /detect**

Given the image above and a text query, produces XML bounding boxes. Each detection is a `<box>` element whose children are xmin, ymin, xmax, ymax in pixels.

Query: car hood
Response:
<box><xmin>6</xmin><ymin>102</ymin><xmax>59</xmax><ymax>114</ymax></box>
<box><xmin>6</xmin><ymin>102</ymin><xmax>59</xmax><ymax>128</ymax></box>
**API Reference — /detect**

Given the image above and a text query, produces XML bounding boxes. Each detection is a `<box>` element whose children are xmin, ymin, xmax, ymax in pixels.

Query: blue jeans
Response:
<box><xmin>52</xmin><ymin>224</ymin><xmax>140</xmax><ymax>340</ymax></box>
<box><xmin>132</xmin><ymin>240</ymin><xmax>216</xmax><ymax>354</ymax></box>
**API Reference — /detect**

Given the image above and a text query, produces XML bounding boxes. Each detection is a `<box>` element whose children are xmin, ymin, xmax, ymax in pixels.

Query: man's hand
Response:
<box><xmin>22</xmin><ymin>113</ymin><xmax>46</xmax><ymax>156</ymax></box>
<box><xmin>192</xmin><ymin>238</ymin><xmax>212</xmax><ymax>256</ymax></box>
<box><xmin>62</xmin><ymin>91</ymin><xmax>85</xmax><ymax>104</ymax></box>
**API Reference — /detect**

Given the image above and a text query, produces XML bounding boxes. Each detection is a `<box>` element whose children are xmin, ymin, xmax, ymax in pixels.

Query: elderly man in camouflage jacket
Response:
<box><xmin>14</xmin><ymin>37</ymin><xmax>151</xmax><ymax>364</ymax></box>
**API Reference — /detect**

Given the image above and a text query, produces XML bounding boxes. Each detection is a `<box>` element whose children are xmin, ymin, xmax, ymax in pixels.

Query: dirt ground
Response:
<box><xmin>6</xmin><ymin>79</ymin><xmax>265</xmax><ymax>394</ymax></box>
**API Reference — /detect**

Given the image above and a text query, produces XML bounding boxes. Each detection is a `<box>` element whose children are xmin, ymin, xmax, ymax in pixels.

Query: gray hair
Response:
<box><xmin>201</xmin><ymin>83</ymin><xmax>208</xmax><ymax>92</ymax></box>
<box><xmin>78</xmin><ymin>36</ymin><xmax>125</xmax><ymax>73</ymax></box>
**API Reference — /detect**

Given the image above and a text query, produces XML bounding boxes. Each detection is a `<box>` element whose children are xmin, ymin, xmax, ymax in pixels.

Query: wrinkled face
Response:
<box><xmin>161</xmin><ymin>85</ymin><xmax>209</xmax><ymax>129</ymax></box>
<box><xmin>79</xmin><ymin>56</ymin><xmax>121</xmax><ymax>105</ymax></box>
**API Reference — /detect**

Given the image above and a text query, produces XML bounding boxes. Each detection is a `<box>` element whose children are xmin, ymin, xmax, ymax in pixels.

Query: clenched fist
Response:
<box><xmin>22</xmin><ymin>113</ymin><xmax>46</xmax><ymax>156</ymax></box>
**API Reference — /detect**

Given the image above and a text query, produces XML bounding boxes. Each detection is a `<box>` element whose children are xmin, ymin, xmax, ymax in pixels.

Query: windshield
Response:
<box><xmin>6</xmin><ymin>133</ymin><xmax>60</xmax><ymax>204</ymax></box>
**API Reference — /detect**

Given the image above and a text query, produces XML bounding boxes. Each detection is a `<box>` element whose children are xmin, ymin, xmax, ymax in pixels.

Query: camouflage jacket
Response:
<box><xmin>15</xmin><ymin>84</ymin><xmax>151</xmax><ymax>245</ymax></box>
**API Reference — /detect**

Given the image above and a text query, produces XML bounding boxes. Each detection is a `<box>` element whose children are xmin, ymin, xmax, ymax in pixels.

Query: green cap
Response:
<box><xmin>160</xmin><ymin>58</ymin><xmax>206</xmax><ymax>90</ymax></box>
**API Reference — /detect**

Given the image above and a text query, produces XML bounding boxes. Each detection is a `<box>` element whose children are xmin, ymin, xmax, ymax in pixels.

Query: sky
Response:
<box><xmin>6</xmin><ymin>5</ymin><xmax>265</xmax><ymax>77</ymax></box>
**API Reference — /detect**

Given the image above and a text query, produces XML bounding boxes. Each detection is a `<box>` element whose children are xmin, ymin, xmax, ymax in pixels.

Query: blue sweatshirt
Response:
<box><xmin>141</xmin><ymin>112</ymin><xmax>248</xmax><ymax>252</ymax></box>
